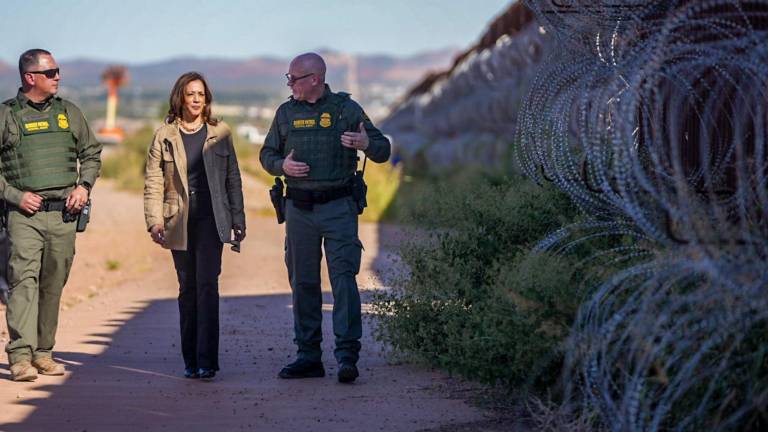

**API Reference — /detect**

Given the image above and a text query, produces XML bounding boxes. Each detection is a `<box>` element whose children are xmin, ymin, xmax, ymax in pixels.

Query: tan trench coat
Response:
<box><xmin>143</xmin><ymin>121</ymin><xmax>245</xmax><ymax>251</ymax></box>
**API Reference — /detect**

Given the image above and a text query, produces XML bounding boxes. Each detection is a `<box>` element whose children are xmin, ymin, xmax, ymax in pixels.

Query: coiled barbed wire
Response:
<box><xmin>381</xmin><ymin>12</ymin><xmax>550</xmax><ymax>166</ymax></box>
<box><xmin>382</xmin><ymin>0</ymin><xmax>767</xmax><ymax>429</ymax></box>
<box><xmin>519</xmin><ymin>1</ymin><xmax>768</xmax><ymax>430</ymax></box>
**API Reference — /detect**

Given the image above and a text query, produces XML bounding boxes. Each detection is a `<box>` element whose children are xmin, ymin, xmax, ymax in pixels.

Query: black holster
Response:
<box><xmin>62</xmin><ymin>199</ymin><xmax>91</xmax><ymax>232</ymax></box>
<box><xmin>351</xmin><ymin>169</ymin><xmax>367</xmax><ymax>215</ymax></box>
<box><xmin>269</xmin><ymin>178</ymin><xmax>285</xmax><ymax>224</ymax></box>
<box><xmin>76</xmin><ymin>200</ymin><xmax>91</xmax><ymax>232</ymax></box>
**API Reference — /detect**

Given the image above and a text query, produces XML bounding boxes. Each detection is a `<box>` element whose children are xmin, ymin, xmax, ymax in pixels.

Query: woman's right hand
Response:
<box><xmin>150</xmin><ymin>224</ymin><xmax>166</xmax><ymax>245</ymax></box>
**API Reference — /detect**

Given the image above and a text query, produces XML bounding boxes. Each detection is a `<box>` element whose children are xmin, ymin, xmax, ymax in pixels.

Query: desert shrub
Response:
<box><xmin>372</xmin><ymin>170</ymin><xmax>605</xmax><ymax>389</ymax></box>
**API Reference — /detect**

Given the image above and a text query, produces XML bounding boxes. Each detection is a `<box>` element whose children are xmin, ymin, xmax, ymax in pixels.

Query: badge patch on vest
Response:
<box><xmin>57</xmin><ymin>114</ymin><xmax>69</xmax><ymax>129</ymax></box>
<box><xmin>319</xmin><ymin>112</ymin><xmax>332</xmax><ymax>128</ymax></box>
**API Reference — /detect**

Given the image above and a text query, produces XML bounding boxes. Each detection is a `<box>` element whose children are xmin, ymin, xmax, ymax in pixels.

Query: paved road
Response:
<box><xmin>0</xmin><ymin>182</ymin><xmax>487</xmax><ymax>431</ymax></box>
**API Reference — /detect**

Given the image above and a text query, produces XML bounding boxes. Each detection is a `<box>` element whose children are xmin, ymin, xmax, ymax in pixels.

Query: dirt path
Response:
<box><xmin>0</xmin><ymin>181</ymin><xmax>491</xmax><ymax>431</ymax></box>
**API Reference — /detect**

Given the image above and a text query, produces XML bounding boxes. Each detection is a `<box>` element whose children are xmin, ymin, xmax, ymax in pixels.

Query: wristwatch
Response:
<box><xmin>79</xmin><ymin>182</ymin><xmax>92</xmax><ymax>193</ymax></box>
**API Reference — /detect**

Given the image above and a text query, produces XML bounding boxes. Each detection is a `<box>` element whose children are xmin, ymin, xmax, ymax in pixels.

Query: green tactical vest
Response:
<box><xmin>1</xmin><ymin>97</ymin><xmax>78</xmax><ymax>191</ymax></box>
<box><xmin>283</xmin><ymin>92</ymin><xmax>357</xmax><ymax>181</ymax></box>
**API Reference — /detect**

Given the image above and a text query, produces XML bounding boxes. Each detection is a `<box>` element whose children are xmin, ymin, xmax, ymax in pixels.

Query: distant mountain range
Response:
<box><xmin>0</xmin><ymin>49</ymin><xmax>458</xmax><ymax>100</ymax></box>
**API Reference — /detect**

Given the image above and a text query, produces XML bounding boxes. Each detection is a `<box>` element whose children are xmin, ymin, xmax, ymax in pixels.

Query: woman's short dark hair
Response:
<box><xmin>166</xmin><ymin>72</ymin><xmax>218</xmax><ymax>126</ymax></box>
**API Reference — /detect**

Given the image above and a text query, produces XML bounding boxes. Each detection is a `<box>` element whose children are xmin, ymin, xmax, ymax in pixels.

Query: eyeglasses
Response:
<box><xmin>285</xmin><ymin>72</ymin><xmax>313</xmax><ymax>84</ymax></box>
<box><xmin>26</xmin><ymin>68</ymin><xmax>60</xmax><ymax>79</ymax></box>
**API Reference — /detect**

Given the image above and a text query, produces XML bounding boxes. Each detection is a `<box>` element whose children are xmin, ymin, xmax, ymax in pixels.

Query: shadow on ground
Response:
<box><xmin>0</xmin><ymin>292</ymin><xmax>478</xmax><ymax>432</ymax></box>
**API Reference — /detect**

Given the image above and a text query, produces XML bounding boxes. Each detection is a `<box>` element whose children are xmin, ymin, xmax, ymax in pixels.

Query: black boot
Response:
<box><xmin>278</xmin><ymin>359</ymin><xmax>325</xmax><ymax>379</ymax></box>
<box><xmin>337</xmin><ymin>361</ymin><xmax>359</xmax><ymax>383</ymax></box>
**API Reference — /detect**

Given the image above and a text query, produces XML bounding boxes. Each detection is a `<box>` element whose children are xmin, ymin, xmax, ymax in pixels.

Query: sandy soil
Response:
<box><xmin>0</xmin><ymin>180</ymin><xmax>505</xmax><ymax>431</ymax></box>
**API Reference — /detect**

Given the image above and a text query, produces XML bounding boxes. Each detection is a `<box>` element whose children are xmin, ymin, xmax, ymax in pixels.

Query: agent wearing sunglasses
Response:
<box><xmin>0</xmin><ymin>49</ymin><xmax>102</xmax><ymax>381</ymax></box>
<box><xmin>260</xmin><ymin>52</ymin><xmax>390</xmax><ymax>384</ymax></box>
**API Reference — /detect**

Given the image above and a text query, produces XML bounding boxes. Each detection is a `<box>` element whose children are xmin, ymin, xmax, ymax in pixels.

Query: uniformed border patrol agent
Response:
<box><xmin>0</xmin><ymin>49</ymin><xmax>102</xmax><ymax>381</ymax></box>
<box><xmin>260</xmin><ymin>52</ymin><xmax>390</xmax><ymax>383</ymax></box>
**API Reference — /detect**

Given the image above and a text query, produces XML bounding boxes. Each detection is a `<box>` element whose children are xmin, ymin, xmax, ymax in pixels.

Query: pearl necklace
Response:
<box><xmin>178</xmin><ymin>119</ymin><xmax>204</xmax><ymax>134</ymax></box>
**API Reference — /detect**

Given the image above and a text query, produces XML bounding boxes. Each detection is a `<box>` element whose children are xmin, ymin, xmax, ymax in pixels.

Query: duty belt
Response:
<box><xmin>39</xmin><ymin>199</ymin><xmax>67</xmax><ymax>212</ymax></box>
<box><xmin>286</xmin><ymin>185</ymin><xmax>352</xmax><ymax>204</ymax></box>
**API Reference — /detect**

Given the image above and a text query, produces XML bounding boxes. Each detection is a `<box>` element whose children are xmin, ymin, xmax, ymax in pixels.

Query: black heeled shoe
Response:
<box><xmin>184</xmin><ymin>368</ymin><xmax>199</xmax><ymax>379</ymax></box>
<box><xmin>197</xmin><ymin>368</ymin><xmax>216</xmax><ymax>380</ymax></box>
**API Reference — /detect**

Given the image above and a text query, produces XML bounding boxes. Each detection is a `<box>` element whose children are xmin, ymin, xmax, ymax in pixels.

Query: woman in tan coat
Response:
<box><xmin>143</xmin><ymin>72</ymin><xmax>245</xmax><ymax>380</ymax></box>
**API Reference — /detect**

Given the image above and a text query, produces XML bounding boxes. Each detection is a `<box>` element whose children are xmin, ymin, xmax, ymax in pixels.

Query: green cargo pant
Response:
<box><xmin>285</xmin><ymin>195</ymin><xmax>363</xmax><ymax>364</ymax></box>
<box><xmin>5</xmin><ymin>208</ymin><xmax>76</xmax><ymax>364</ymax></box>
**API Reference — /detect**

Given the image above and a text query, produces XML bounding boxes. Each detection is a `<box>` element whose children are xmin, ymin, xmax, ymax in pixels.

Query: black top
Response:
<box><xmin>180</xmin><ymin>124</ymin><xmax>209</xmax><ymax>194</ymax></box>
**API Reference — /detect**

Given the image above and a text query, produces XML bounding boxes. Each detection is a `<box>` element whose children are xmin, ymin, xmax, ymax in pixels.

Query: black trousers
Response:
<box><xmin>171</xmin><ymin>191</ymin><xmax>223</xmax><ymax>371</ymax></box>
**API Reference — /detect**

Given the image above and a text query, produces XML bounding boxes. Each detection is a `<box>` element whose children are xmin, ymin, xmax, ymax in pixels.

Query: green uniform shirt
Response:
<box><xmin>0</xmin><ymin>89</ymin><xmax>102</xmax><ymax>204</ymax></box>
<box><xmin>260</xmin><ymin>85</ymin><xmax>391</xmax><ymax>190</ymax></box>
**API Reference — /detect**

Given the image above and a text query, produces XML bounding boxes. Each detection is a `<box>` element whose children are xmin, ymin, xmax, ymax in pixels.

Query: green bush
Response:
<box><xmin>101</xmin><ymin>126</ymin><xmax>155</xmax><ymax>192</ymax></box>
<box><xmin>372</xmin><ymin>170</ymin><xmax>601</xmax><ymax>389</ymax></box>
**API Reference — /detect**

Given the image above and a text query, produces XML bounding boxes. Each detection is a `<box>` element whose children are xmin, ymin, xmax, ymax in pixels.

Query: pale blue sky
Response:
<box><xmin>0</xmin><ymin>0</ymin><xmax>513</xmax><ymax>64</ymax></box>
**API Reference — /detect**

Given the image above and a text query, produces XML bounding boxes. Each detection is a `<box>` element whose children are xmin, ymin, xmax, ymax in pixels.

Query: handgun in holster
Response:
<box><xmin>351</xmin><ymin>156</ymin><xmax>368</xmax><ymax>215</ymax></box>
<box><xmin>269</xmin><ymin>177</ymin><xmax>286</xmax><ymax>224</ymax></box>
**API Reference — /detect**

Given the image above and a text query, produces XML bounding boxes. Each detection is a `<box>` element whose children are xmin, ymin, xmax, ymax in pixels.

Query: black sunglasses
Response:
<box><xmin>27</xmin><ymin>68</ymin><xmax>60</xmax><ymax>79</ymax></box>
<box><xmin>285</xmin><ymin>72</ymin><xmax>313</xmax><ymax>84</ymax></box>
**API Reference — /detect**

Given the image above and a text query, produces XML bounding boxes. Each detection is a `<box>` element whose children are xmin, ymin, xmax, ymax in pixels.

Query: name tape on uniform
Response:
<box><xmin>292</xmin><ymin>118</ymin><xmax>317</xmax><ymax>128</ymax></box>
<box><xmin>24</xmin><ymin>121</ymin><xmax>50</xmax><ymax>132</ymax></box>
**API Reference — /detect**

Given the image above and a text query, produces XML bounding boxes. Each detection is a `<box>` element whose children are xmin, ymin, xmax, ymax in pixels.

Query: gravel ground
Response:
<box><xmin>0</xmin><ymin>180</ymin><xmax>510</xmax><ymax>431</ymax></box>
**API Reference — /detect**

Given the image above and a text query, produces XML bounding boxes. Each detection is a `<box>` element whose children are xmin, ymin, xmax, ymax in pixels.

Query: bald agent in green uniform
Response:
<box><xmin>0</xmin><ymin>49</ymin><xmax>102</xmax><ymax>381</ymax></box>
<box><xmin>260</xmin><ymin>52</ymin><xmax>390</xmax><ymax>383</ymax></box>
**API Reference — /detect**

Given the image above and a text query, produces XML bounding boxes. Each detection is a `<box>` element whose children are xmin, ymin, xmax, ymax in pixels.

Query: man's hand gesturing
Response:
<box><xmin>341</xmin><ymin>122</ymin><xmax>369</xmax><ymax>151</ymax></box>
<box><xmin>282</xmin><ymin>150</ymin><xmax>310</xmax><ymax>177</ymax></box>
